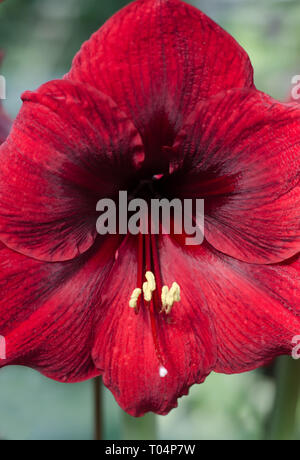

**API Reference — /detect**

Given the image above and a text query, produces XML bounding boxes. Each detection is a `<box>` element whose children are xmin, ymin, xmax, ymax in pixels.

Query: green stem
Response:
<box><xmin>93</xmin><ymin>377</ymin><xmax>103</xmax><ymax>441</ymax></box>
<box><xmin>267</xmin><ymin>356</ymin><xmax>300</xmax><ymax>440</ymax></box>
<box><xmin>122</xmin><ymin>412</ymin><xmax>157</xmax><ymax>440</ymax></box>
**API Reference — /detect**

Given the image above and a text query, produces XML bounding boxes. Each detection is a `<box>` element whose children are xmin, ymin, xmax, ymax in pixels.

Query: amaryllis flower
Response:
<box><xmin>0</xmin><ymin>0</ymin><xmax>299</xmax><ymax>416</ymax></box>
<box><xmin>0</xmin><ymin>52</ymin><xmax>12</xmax><ymax>145</ymax></box>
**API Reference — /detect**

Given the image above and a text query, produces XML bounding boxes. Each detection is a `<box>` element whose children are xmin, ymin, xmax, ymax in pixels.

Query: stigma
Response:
<box><xmin>159</xmin><ymin>365</ymin><xmax>168</xmax><ymax>378</ymax></box>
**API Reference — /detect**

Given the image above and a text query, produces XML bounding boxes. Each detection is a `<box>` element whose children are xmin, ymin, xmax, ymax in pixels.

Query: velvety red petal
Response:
<box><xmin>0</xmin><ymin>236</ymin><xmax>121</xmax><ymax>382</ymax></box>
<box><xmin>160</xmin><ymin>237</ymin><xmax>300</xmax><ymax>374</ymax></box>
<box><xmin>67</xmin><ymin>0</ymin><xmax>254</xmax><ymax>166</ymax></box>
<box><xmin>0</xmin><ymin>79</ymin><xmax>144</xmax><ymax>262</ymax></box>
<box><xmin>212</xmin><ymin>252</ymin><xmax>300</xmax><ymax>374</ymax></box>
<box><xmin>169</xmin><ymin>89</ymin><xmax>300</xmax><ymax>264</ymax></box>
<box><xmin>92</xmin><ymin>236</ymin><xmax>217</xmax><ymax>417</ymax></box>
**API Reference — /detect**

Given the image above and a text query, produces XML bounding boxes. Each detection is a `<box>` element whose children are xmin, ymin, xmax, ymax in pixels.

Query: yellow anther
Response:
<box><xmin>130</xmin><ymin>273</ymin><xmax>180</xmax><ymax>314</ymax></box>
<box><xmin>143</xmin><ymin>271</ymin><xmax>156</xmax><ymax>302</ymax></box>
<box><xmin>170</xmin><ymin>282</ymin><xmax>181</xmax><ymax>302</ymax></box>
<box><xmin>161</xmin><ymin>282</ymin><xmax>181</xmax><ymax>314</ymax></box>
<box><xmin>161</xmin><ymin>285</ymin><xmax>169</xmax><ymax>309</ymax></box>
<box><xmin>146</xmin><ymin>271</ymin><xmax>156</xmax><ymax>290</ymax></box>
<box><xmin>129</xmin><ymin>288</ymin><xmax>142</xmax><ymax>309</ymax></box>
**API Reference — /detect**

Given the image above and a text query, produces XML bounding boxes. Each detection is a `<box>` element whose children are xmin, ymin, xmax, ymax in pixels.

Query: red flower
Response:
<box><xmin>0</xmin><ymin>0</ymin><xmax>299</xmax><ymax>416</ymax></box>
<box><xmin>0</xmin><ymin>52</ymin><xmax>12</xmax><ymax>145</ymax></box>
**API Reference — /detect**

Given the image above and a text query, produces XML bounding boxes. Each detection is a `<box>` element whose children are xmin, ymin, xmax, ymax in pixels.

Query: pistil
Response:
<box><xmin>128</xmin><ymin>231</ymin><xmax>181</xmax><ymax>377</ymax></box>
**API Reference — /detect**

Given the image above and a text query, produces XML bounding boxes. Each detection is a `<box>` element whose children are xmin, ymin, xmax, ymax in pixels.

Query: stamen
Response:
<box><xmin>161</xmin><ymin>282</ymin><xmax>181</xmax><ymax>314</ymax></box>
<box><xmin>161</xmin><ymin>285</ymin><xmax>169</xmax><ymax>309</ymax></box>
<box><xmin>129</xmin><ymin>288</ymin><xmax>142</xmax><ymax>309</ymax></box>
<box><xmin>143</xmin><ymin>271</ymin><xmax>156</xmax><ymax>302</ymax></box>
<box><xmin>170</xmin><ymin>282</ymin><xmax>181</xmax><ymax>302</ymax></box>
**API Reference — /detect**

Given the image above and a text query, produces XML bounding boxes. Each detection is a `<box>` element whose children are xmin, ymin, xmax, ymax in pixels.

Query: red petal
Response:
<box><xmin>92</xmin><ymin>236</ymin><xmax>217</xmax><ymax>416</ymax></box>
<box><xmin>0</xmin><ymin>79</ymin><xmax>144</xmax><ymax>262</ymax></box>
<box><xmin>160</xmin><ymin>238</ymin><xmax>300</xmax><ymax>374</ymax></box>
<box><xmin>212</xmin><ymin>252</ymin><xmax>300</xmax><ymax>374</ymax></box>
<box><xmin>170</xmin><ymin>89</ymin><xmax>300</xmax><ymax>264</ymax></box>
<box><xmin>67</xmin><ymin>0</ymin><xmax>254</xmax><ymax>164</ymax></box>
<box><xmin>0</xmin><ymin>236</ymin><xmax>121</xmax><ymax>382</ymax></box>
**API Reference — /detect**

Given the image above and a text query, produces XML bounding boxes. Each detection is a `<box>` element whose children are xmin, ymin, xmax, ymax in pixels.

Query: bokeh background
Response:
<box><xmin>0</xmin><ymin>0</ymin><xmax>299</xmax><ymax>440</ymax></box>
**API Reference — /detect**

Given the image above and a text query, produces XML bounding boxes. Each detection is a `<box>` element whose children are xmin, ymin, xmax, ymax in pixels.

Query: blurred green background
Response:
<box><xmin>0</xmin><ymin>0</ymin><xmax>299</xmax><ymax>441</ymax></box>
